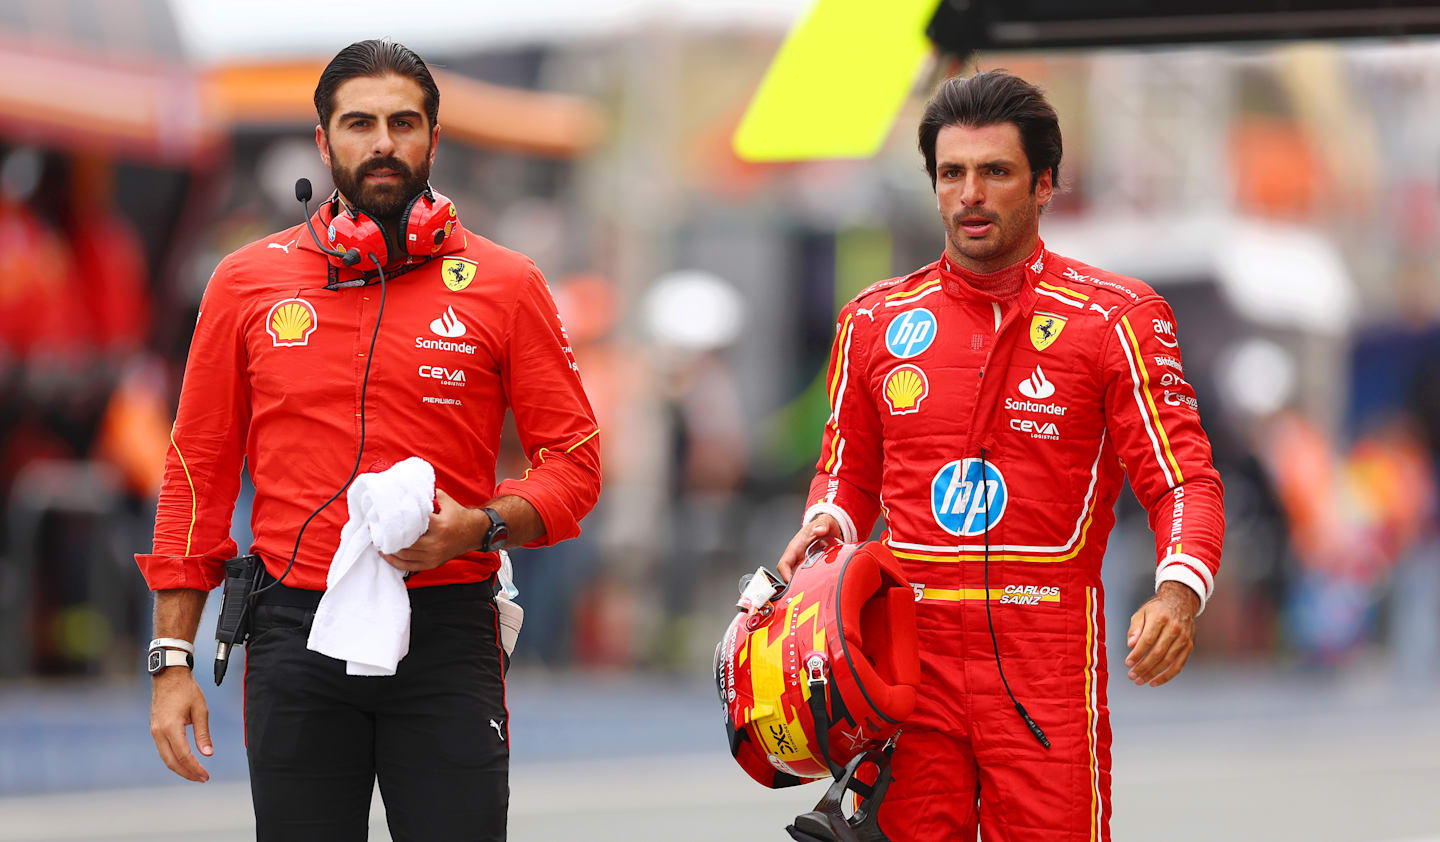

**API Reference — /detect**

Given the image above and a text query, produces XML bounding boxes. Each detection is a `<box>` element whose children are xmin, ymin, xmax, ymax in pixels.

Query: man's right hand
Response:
<box><xmin>777</xmin><ymin>514</ymin><xmax>843</xmax><ymax>582</ymax></box>
<box><xmin>150</xmin><ymin>670</ymin><xmax>213</xmax><ymax>782</ymax></box>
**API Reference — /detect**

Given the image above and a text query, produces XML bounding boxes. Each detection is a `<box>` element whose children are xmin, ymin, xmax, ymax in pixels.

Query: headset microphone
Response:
<box><xmin>295</xmin><ymin>178</ymin><xmax>361</xmax><ymax>266</ymax></box>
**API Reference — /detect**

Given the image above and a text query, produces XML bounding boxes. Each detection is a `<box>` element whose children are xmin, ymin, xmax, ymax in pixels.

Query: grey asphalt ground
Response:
<box><xmin>2</xmin><ymin>666</ymin><xmax>1438</xmax><ymax>841</ymax></box>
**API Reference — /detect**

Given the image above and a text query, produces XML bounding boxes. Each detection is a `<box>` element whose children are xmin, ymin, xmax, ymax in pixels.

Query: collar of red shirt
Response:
<box><xmin>937</xmin><ymin>238</ymin><xmax>1048</xmax><ymax>309</ymax></box>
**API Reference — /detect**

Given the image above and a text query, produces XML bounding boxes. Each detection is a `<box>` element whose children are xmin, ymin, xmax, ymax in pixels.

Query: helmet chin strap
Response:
<box><xmin>792</xmin><ymin>655</ymin><xmax>898</xmax><ymax>842</ymax></box>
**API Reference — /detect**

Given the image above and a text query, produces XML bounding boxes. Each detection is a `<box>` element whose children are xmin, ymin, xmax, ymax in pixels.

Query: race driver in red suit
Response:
<box><xmin>777</xmin><ymin>71</ymin><xmax>1224</xmax><ymax>841</ymax></box>
<box><xmin>139</xmin><ymin>40</ymin><xmax>599</xmax><ymax>840</ymax></box>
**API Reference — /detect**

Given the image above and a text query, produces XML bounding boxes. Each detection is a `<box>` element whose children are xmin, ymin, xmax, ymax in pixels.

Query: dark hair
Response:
<box><xmin>917</xmin><ymin>70</ymin><xmax>1061</xmax><ymax>191</ymax></box>
<box><xmin>314</xmin><ymin>39</ymin><xmax>440</xmax><ymax>131</ymax></box>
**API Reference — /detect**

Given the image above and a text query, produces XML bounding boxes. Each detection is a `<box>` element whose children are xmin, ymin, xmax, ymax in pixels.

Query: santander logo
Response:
<box><xmin>1018</xmin><ymin>366</ymin><xmax>1055</xmax><ymax>400</ymax></box>
<box><xmin>430</xmin><ymin>306</ymin><xmax>466</xmax><ymax>338</ymax></box>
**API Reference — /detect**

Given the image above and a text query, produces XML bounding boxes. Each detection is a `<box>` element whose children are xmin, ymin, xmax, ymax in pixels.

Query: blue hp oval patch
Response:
<box><xmin>931</xmin><ymin>459</ymin><xmax>1007</xmax><ymax>536</ymax></box>
<box><xmin>328</xmin><ymin>223</ymin><xmax>337</xmax><ymax>243</ymax></box>
<box><xmin>885</xmin><ymin>308</ymin><xmax>937</xmax><ymax>359</ymax></box>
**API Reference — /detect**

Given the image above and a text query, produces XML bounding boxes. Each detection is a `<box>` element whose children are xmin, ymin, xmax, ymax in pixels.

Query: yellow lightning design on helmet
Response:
<box><xmin>739</xmin><ymin>591</ymin><xmax>827</xmax><ymax>776</ymax></box>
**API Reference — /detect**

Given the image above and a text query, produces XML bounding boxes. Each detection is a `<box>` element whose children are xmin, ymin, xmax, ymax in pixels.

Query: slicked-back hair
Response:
<box><xmin>314</xmin><ymin>39</ymin><xmax>439</xmax><ymax>131</ymax></box>
<box><xmin>918</xmin><ymin>70</ymin><xmax>1061</xmax><ymax>191</ymax></box>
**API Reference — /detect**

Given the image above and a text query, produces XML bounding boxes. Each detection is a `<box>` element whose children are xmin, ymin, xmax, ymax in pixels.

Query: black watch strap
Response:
<box><xmin>479</xmin><ymin>506</ymin><xmax>509</xmax><ymax>553</ymax></box>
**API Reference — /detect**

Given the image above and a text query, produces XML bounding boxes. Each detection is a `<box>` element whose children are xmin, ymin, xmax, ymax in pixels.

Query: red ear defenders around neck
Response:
<box><xmin>325</xmin><ymin>185</ymin><xmax>458</xmax><ymax>269</ymax></box>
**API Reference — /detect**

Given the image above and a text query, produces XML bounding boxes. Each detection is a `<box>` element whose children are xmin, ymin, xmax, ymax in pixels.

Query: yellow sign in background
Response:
<box><xmin>733</xmin><ymin>0</ymin><xmax>942</xmax><ymax>162</ymax></box>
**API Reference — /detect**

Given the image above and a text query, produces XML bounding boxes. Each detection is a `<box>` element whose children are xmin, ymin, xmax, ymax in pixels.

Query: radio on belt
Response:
<box><xmin>213</xmin><ymin>554</ymin><xmax>262</xmax><ymax>685</ymax></box>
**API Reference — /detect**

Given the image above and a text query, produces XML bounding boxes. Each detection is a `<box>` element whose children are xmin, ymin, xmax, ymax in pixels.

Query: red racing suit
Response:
<box><xmin>804</xmin><ymin>240</ymin><xmax>1224</xmax><ymax>840</ymax></box>
<box><xmin>137</xmin><ymin>206</ymin><xmax>601</xmax><ymax>592</ymax></box>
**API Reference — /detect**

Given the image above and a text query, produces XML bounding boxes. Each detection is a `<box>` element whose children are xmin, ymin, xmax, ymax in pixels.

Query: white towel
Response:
<box><xmin>307</xmin><ymin>457</ymin><xmax>435</xmax><ymax>676</ymax></box>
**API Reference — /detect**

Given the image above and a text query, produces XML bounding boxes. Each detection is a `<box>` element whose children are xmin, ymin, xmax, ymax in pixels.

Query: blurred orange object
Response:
<box><xmin>1264</xmin><ymin>411</ymin><xmax>1341</xmax><ymax>563</ymax></box>
<box><xmin>0</xmin><ymin>34</ymin><xmax>218</xmax><ymax>166</ymax></box>
<box><xmin>95</xmin><ymin>357</ymin><xmax>172</xmax><ymax>497</ymax></box>
<box><xmin>1229</xmin><ymin>117</ymin><xmax>1325</xmax><ymax>219</ymax></box>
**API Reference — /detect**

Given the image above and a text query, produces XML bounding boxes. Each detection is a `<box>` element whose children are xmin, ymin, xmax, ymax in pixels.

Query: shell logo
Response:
<box><xmin>883</xmin><ymin>364</ymin><xmax>929</xmax><ymax>415</ymax></box>
<box><xmin>266</xmin><ymin>297</ymin><xmax>318</xmax><ymax>347</ymax></box>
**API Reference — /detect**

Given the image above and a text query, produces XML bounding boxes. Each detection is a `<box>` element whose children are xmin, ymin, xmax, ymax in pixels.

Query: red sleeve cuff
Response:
<box><xmin>494</xmin><ymin>479</ymin><xmax>579</xmax><ymax>548</ymax></box>
<box><xmin>135</xmin><ymin>547</ymin><xmax>234</xmax><ymax>592</ymax></box>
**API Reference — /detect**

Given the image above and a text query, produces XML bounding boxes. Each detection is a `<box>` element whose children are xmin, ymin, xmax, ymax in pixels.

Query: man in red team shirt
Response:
<box><xmin>139</xmin><ymin>40</ymin><xmax>600</xmax><ymax>840</ymax></box>
<box><xmin>777</xmin><ymin>71</ymin><xmax>1224</xmax><ymax>840</ymax></box>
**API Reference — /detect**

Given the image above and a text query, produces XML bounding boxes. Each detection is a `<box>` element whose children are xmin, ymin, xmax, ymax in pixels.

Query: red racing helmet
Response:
<box><xmin>716</xmin><ymin>541</ymin><xmax>921</xmax><ymax>789</ymax></box>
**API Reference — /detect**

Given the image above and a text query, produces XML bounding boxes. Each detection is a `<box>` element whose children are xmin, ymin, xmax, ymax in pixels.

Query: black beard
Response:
<box><xmin>329</xmin><ymin>150</ymin><xmax>431</xmax><ymax>222</ymax></box>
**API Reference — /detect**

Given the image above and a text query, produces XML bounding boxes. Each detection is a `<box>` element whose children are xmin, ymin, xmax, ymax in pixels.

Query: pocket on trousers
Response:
<box><xmin>246</xmin><ymin>605</ymin><xmax>314</xmax><ymax>651</ymax></box>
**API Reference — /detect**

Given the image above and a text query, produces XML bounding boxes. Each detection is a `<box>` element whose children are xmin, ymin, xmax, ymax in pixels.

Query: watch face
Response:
<box><xmin>148</xmin><ymin>649</ymin><xmax>164</xmax><ymax>674</ymax></box>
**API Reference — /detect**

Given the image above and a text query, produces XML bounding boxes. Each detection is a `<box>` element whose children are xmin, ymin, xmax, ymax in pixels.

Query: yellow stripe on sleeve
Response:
<box><xmin>1120</xmin><ymin>316</ymin><xmax>1185</xmax><ymax>483</ymax></box>
<box><xmin>827</xmin><ymin>314</ymin><xmax>853</xmax><ymax>404</ymax></box>
<box><xmin>169</xmin><ymin>429</ymin><xmax>198</xmax><ymax>556</ymax></box>
<box><xmin>565</xmin><ymin>429</ymin><xmax>600</xmax><ymax>453</ymax></box>
<box><xmin>822</xmin><ymin>316</ymin><xmax>855</xmax><ymax>473</ymax></box>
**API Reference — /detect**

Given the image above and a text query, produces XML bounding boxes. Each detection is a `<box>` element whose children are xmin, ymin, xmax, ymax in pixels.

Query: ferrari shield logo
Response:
<box><xmin>441</xmin><ymin>257</ymin><xmax>477</xmax><ymax>291</ymax></box>
<box><xmin>1029</xmin><ymin>313</ymin><xmax>1067</xmax><ymax>351</ymax></box>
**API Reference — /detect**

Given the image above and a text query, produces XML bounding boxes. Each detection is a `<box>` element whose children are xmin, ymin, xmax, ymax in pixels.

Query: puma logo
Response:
<box><xmin>267</xmin><ymin>240</ymin><xmax>296</xmax><ymax>254</ymax></box>
<box><xmin>489</xmin><ymin>718</ymin><xmax>505</xmax><ymax>740</ymax></box>
<box><xmin>1089</xmin><ymin>302</ymin><xmax>1118</xmax><ymax>321</ymax></box>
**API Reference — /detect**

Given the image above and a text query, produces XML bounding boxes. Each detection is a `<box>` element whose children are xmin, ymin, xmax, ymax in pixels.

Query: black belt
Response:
<box><xmin>253</xmin><ymin>569</ymin><xmax>496</xmax><ymax>610</ymax></box>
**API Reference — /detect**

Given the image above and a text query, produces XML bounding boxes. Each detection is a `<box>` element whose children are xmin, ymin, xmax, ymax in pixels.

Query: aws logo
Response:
<box><xmin>418</xmin><ymin>364</ymin><xmax>466</xmax><ymax>387</ymax></box>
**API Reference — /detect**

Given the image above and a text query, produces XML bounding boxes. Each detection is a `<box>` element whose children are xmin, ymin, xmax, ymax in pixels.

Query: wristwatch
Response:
<box><xmin>147</xmin><ymin>638</ymin><xmax>195</xmax><ymax>676</ymax></box>
<box><xmin>479</xmin><ymin>507</ymin><xmax>509</xmax><ymax>553</ymax></box>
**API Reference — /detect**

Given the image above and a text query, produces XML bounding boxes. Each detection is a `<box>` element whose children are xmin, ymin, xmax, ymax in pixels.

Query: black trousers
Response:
<box><xmin>244</xmin><ymin>581</ymin><xmax>510</xmax><ymax>841</ymax></box>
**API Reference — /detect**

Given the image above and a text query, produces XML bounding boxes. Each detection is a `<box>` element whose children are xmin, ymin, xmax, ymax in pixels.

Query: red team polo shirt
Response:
<box><xmin>137</xmin><ymin>206</ymin><xmax>601</xmax><ymax>592</ymax></box>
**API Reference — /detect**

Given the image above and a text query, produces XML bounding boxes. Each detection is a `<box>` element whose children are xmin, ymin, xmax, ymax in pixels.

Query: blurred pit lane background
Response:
<box><xmin>1</xmin><ymin>0</ymin><xmax>1440</xmax><ymax>839</ymax></box>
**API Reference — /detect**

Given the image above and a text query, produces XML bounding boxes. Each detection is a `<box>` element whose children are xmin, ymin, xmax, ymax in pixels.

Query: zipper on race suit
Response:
<box><xmin>980</xmin><ymin>444</ymin><xmax>1050</xmax><ymax>750</ymax></box>
<box><xmin>970</xmin><ymin>297</ymin><xmax>1051</xmax><ymax>750</ymax></box>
